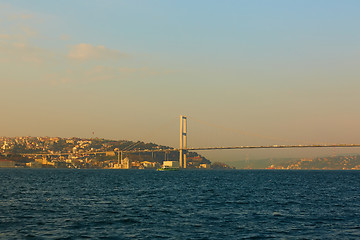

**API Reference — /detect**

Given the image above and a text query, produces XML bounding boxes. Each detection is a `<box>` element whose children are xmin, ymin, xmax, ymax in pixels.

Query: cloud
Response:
<box><xmin>0</xmin><ymin>42</ymin><xmax>52</xmax><ymax>64</ymax></box>
<box><xmin>20</xmin><ymin>13</ymin><xmax>33</xmax><ymax>20</ymax></box>
<box><xmin>0</xmin><ymin>6</ymin><xmax>167</xmax><ymax>86</ymax></box>
<box><xmin>0</xmin><ymin>39</ymin><xmax>168</xmax><ymax>86</ymax></box>
<box><xmin>8</xmin><ymin>13</ymin><xmax>34</xmax><ymax>20</ymax></box>
<box><xmin>60</xmin><ymin>34</ymin><xmax>71</xmax><ymax>41</ymax></box>
<box><xmin>20</xmin><ymin>25</ymin><xmax>37</xmax><ymax>38</ymax></box>
<box><xmin>0</xmin><ymin>34</ymin><xmax>12</xmax><ymax>40</ymax></box>
<box><xmin>0</xmin><ymin>6</ymin><xmax>39</xmax><ymax>41</ymax></box>
<box><xmin>68</xmin><ymin>43</ymin><xmax>125</xmax><ymax>61</ymax></box>
<box><xmin>88</xmin><ymin>65</ymin><xmax>166</xmax><ymax>77</ymax></box>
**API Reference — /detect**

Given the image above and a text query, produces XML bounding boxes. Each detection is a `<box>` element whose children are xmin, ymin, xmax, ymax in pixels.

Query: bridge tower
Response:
<box><xmin>179</xmin><ymin>115</ymin><xmax>187</xmax><ymax>168</ymax></box>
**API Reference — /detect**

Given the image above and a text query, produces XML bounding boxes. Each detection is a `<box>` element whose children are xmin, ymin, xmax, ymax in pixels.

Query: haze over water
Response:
<box><xmin>1</xmin><ymin>169</ymin><xmax>360</xmax><ymax>239</ymax></box>
<box><xmin>1</xmin><ymin>1</ymin><xmax>360</xmax><ymax>164</ymax></box>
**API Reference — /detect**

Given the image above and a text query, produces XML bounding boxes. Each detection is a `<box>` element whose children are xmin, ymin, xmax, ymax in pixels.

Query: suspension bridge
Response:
<box><xmin>18</xmin><ymin>115</ymin><xmax>360</xmax><ymax>168</ymax></box>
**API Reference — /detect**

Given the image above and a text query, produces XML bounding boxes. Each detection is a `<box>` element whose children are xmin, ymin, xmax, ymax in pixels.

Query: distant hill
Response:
<box><xmin>268</xmin><ymin>155</ymin><xmax>360</xmax><ymax>170</ymax></box>
<box><xmin>236</xmin><ymin>155</ymin><xmax>360</xmax><ymax>170</ymax></box>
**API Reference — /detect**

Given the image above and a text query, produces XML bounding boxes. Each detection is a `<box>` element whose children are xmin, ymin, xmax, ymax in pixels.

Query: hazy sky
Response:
<box><xmin>1</xmin><ymin>1</ymin><xmax>360</xmax><ymax>166</ymax></box>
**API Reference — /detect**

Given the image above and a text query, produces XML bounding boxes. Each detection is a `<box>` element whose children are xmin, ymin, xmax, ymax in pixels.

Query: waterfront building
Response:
<box><xmin>163</xmin><ymin>161</ymin><xmax>180</xmax><ymax>168</ymax></box>
<box><xmin>0</xmin><ymin>159</ymin><xmax>15</xmax><ymax>168</ymax></box>
<box><xmin>121</xmin><ymin>157</ymin><xmax>131</xmax><ymax>169</ymax></box>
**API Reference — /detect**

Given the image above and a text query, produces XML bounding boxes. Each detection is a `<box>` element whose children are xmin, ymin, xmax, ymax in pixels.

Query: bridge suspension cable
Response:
<box><xmin>186</xmin><ymin>144</ymin><xmax>360</xmax><ymax>151</ymax></box>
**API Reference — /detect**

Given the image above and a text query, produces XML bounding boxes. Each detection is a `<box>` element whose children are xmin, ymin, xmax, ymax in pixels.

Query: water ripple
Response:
<box><xmin>1</xmin><ymin>169</ymin><xmax>360</xmax><ymax>239</ymax></box>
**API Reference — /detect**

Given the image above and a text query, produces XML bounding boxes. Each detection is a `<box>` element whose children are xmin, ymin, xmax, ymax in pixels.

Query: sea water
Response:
<box><xmin>1</xmin><ymin>169</ymin><xmax>360</xmax><ymax>239</ymax></box>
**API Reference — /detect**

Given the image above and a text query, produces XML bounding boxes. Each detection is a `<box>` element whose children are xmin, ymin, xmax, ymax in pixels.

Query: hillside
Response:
<box><xmin>0</xmin><ymin>136</ymin><xmax>224</xmax><ymax>169</ymax></box>
<box><xmin>268</xmin><ymin>155</ymin><xmax>360</xmax><ymax>170</ymax></box>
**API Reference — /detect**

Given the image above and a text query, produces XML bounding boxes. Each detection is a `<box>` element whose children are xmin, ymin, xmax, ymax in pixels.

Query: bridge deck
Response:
<box><xmin>186</xmin><ymin>144</ymin><xmax>360</xmax><ymax>151</ymax></box>
<box><xmin>18</xmin><ymin>144</ymin><xmax>360</xmax><ymax>156</ymax></box>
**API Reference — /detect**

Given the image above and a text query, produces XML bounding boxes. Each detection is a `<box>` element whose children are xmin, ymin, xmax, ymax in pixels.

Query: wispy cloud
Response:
<box><xmin>0</xmin><ymin>37</ymin><xmax>168</xmax><ymax>86</ymax></box>
<box><xmin>20</xmin><ymin>25</ymin><xmax>38</xmax><ymax>38</ymax></box>
<box><xmin>60</xmin><ymin>34</ymin><xmax>71</xmax><ymax>41</ymax></box>
<box><xmin>0</xmin><ymin>34</ymin><xmax>12</xmax><ymax>40</ymax></box>
<box><xmin>0</xmin><ymin>5</ymin><xmax>39</xmax><ymax>42</ymax></box>
<box><xmin>87</xmin><ymin>65</ymin><xmax>169</xmax><ymax>78</ymax></box>
<box><xmin>0</xmin><ymin>42</ymin><xmax>52</xmax><ymax>64</ymax></box>
<box><xmin>68</xmin><ymin>43</ymin><xmax>126</xmax><ymax>61</ymax></box>
<box><xmin>8</xmin><ymin>13</ymin><xmax>34</xmax><ymax>20</ymax></box>
<box><xmin>0</xmin><ymin>6</ymin><xmax>169</xmax><ymax>87</ymax></box>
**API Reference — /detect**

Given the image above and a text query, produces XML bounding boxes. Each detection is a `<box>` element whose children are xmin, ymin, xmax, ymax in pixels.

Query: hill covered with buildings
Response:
<box><xmin>0</xmin><ymin>136</ymin><xmax>234</xmax><ymax>169</ymax></box>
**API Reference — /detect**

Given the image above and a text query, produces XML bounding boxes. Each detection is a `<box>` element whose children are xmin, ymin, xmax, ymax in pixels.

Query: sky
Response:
<box><xmin>1</xmin><ymin>0</ymin><xmax>360</xmax><ymax>166</ymax></box>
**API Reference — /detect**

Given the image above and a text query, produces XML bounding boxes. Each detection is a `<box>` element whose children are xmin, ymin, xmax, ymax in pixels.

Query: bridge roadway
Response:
<box><xmin>18</xmin><ymin>144</ymin><xmax>360</xmax><ymax>156</ymax></box>
<box><xmin>186</xmin><ymin>144</ymin><xmax>360</xmax><ymax>151</ymax></box>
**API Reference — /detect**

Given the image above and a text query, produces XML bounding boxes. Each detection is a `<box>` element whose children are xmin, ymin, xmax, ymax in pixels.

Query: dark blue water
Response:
<box><xmin>1</xmin><ymin>169</ymin><xmax>360</xmax><ymax>239</ymax></box>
